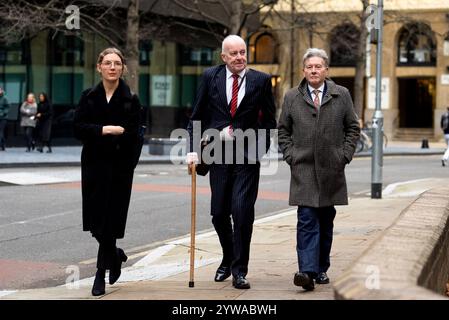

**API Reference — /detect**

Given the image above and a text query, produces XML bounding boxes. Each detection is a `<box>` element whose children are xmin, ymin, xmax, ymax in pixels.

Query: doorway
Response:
<box><xmin>398</xmin><ymin>78</ymin><xmax>435</xmax><ymax>128</ymax></box>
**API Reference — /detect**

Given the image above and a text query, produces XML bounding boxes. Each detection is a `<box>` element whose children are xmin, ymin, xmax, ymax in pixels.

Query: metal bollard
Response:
<box><xmin>421</xmin><ymin>139</ymin><xmax>429</xmax><ymax>149</ymax></box>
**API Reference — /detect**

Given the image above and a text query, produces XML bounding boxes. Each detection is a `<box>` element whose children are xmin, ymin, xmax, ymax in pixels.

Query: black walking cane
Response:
<box><xmin>187</xmin><ymin>153</ymin><xmax>198</xmax><ymax>288</ymax></box>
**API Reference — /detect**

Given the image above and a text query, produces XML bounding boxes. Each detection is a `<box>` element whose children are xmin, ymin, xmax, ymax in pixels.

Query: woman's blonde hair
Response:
<box><xmin>26</xmin><ymin>93</ymin><xmax>36</xmax><ymax>103</ymax></box>
<box><xmin>96</xmin><ymin>47</ymin><xmax>128</xmax><ymax>77</ymax></box>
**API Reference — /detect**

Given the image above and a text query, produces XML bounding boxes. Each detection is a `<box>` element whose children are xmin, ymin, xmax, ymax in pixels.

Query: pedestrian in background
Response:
<box><xmin>0</xmin><ymin>87</ymin><xmax>10</xmax><ymax>151</ymax></box>
<box><xmin>36</xmin><ymin>92</ymin><xmax>54</xmax><ymax>153</ymax></box>
<box><xmin>20</xmin><ymin>93</ymin><xmax>37</xmax><ymax>152</ymax></box>
<box><xmin>278</xmin><ymin>48</ymin><xmax>360</xmax><ymax>291</ymax></box>
<box><xmin>74</xmin><ymin>47</ymin><xmax>142</xmax><ymax>297</ymax></box>
<box><xmin>441</xmin><ymin>106</ymin><xmax>449</xmax><ymax>167</ymax></box>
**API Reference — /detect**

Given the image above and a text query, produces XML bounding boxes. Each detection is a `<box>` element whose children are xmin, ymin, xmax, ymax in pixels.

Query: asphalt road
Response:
<box><xmin>0</xmin><ymin>155</ymin><xmax>447</xmax><ymax>289</ymax></box>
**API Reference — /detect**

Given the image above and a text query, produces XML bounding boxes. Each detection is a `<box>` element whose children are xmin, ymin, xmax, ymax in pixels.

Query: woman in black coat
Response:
<box><xmin>36</xmin><ymin>92</ymin><xmax>53</xmax><ymax>153</ymax></box>
<box><xmin>74</xmin><ymin>47</ymin><xmax>142</xmax><ymax>296</ymax></box>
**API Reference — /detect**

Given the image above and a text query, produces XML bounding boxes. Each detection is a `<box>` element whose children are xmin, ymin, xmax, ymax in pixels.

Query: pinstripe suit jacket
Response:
<box><xmin>187</xmin><ymin>64</ymin><xmax>276</xmax><ymax>158</ymax></box>
<box><xmin>278</xmin><ymin>78</ymin><xmax>360</xmax><ymax>207</ymax></box>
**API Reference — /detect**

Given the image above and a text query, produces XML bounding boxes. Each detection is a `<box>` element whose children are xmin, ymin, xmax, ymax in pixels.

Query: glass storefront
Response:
<box><xmin>0</xmin><ymin>32</ymin><xmax>221</xmax><ymax>146</ymax></box>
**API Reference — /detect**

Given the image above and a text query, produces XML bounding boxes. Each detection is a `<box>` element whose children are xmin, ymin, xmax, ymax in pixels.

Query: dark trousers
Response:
<box><xmin>209</xmin><ymin>163</ymin><xmax>260</xmax><ymax>277</ymax></box>
<box><xmin>0</xmin><ymin>119</ymin><xmax>6</xmax><ymax>148</ymax></box>
<box><xmin>94</xmin><ymin>236</ymin><xmax>117</xmax><ymax>270</ymax></box>
<box><xmin>23</xmin><ymin>126</ymin><xmax>34</xmax><ymax>150</ymax></box>
<box><xmin>296</xmin><ymin>206</ymin><xmax>336</xmax><ymax>276</ymax></box>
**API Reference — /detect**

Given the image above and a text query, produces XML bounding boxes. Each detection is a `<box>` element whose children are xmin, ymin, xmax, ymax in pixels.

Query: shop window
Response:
<box><xmin>329</xmin><ymin>23</ymin><xmax>360</xmax><ymax>67</ymax></box>
<box><xmin>397</xmin><ymin>23</ymin><xmax>436</xmax><ymax>66</ymax></box>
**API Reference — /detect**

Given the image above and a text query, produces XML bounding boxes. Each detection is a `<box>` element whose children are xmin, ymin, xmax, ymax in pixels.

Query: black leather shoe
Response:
<box><xmin>293</xmin><ymin>272</ymin><xmax>315</xmax><ymax>291</ymax></box>
<box><xmin>214</xmin><ymin>266</ymin><xmax>231</xmax><ymax>282</ymax></box>
<box><xmin>91</xmin><ymin>272</ymin><xmax>106</xmax><ymax>296</ymax></box>
<box><xmin>442</xmin><ymin>160</ymin><xmax>446</xmax><ymax>167</ymax></box>
<box><xmin>315</xmin><ymin>272</ymin><xmax>330</xmax><ymax>284</ymax></box>
<box><xmin>109</xmin><ymin>248</ymin><xmax>128</xmax><ymax>285</ymax></box>
<box><xmin>232</xmin><ymin>275</ymin><xmax>250</xmax><ymax>289</ymax></box>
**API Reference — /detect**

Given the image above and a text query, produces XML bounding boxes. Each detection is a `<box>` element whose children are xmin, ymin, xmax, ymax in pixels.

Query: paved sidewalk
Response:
<box><xmin>1</xmin><ymin>178</ymin><xmax>446</xmax><ymax>300</ymax></box>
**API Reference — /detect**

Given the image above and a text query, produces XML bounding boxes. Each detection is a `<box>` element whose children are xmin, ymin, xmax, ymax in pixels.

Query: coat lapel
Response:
<box><xmin>215</xmin><ymin>66</ymin><xmax>229</xmax><ymax>114</ymax></box>
<box><xmin>321</xmin><ymin>80</ymin><xmax>339</xmax><ymax>107</ymax></box>
<box><xmin>236</xmin><ymin>69</ymin><xmax>253</xmax><ymax>114</ymax></box>
<box><xmin>299</xmin><ymin>78</ymin><xmax>338</xmax><ymax>108</ymax></box>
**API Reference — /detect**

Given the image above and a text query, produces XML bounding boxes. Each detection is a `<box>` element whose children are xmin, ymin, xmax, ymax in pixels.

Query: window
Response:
<box><xmin>179</xmin><ymin>46</ymin><xmax>214</xmax><ymax>66</ymax></box>
<box><xmin>397</xmin><ymin>23</ymin><xmax>436</xmax><ymax>66</ymax></box>
<box><xmin>0</xmin><ymin>41</ymin><xmax>28</xmax><ymax>65</ymax></box>
<box><xmin>50</xmin><ymin>33</ymin><xmax>84</xmax><ymax>66</ymax></box>
<box><xmin>248</xmin><ymin>32</ymin><xmax>277</xmax><ymax>64</ymax></box>
<box><xmin>139</xmin><ymin>40</ymin><xmax>153</xmax><ymax>66</ymax></box>
<box><xmin>329</xmin><ymin>23</ymin><xmax>360</xmax><ymax>67</ymax></box>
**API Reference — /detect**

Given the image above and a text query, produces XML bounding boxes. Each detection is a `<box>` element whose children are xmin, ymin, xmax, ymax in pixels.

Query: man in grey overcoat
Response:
<box><xmin>278</xmin><ymin>48</ymin><xmax>360</xmax><ymax>291</ymax></box>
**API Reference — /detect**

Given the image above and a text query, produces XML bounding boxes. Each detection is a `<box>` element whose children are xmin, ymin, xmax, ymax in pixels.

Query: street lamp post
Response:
<box><xmin>371</xmin><ymin>0</ymin><xmax>384</xmax><ymax>199</ymax></box>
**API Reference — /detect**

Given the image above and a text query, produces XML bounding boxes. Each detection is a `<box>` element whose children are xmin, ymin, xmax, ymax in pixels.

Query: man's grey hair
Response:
<box><xmin>302</xmin><ymin>48</ymin><xmax>329</xmax><ymax>68</ymax></box>
<box><xmin>222</xmin><ymin>35</ymin><xmax>246</xmax><ymax>53</ymax></box>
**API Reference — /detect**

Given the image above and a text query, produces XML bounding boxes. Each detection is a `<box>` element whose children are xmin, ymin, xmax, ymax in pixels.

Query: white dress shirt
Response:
<box><xmin>222</xmin><ymin>67</ymin><xmax>247</xmax><ymax>140</ymax></box>
<box><xmin>308</xmin><ymin>83</ymin><xmax>325</xmax><ymax>107</ymax></box>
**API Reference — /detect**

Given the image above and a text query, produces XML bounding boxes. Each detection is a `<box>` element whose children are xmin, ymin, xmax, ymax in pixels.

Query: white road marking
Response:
<box><xmin>0</xmin><ymin>171</ymin><xmax>80</xmax><ymax>185</ymax></box>
<box><xmin>0</xmin><ymin>291</ymin><xmax>16</xmax><ymax>298</ymax></box>
<box><xmin>0</xmin><ymin>209</ymin><xmax>79</xmax><ymax>228</ymax></box>
<box><xmin>383</xmin><ymin>178</ymin><xmax>437</xmax><ymax>197</ymax></box>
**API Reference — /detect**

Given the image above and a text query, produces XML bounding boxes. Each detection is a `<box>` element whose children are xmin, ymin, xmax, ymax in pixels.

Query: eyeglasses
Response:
<box><xmin>101</xmin><ymin>60</ymin><xmax>123</xmax><ymax>68</ymax></box>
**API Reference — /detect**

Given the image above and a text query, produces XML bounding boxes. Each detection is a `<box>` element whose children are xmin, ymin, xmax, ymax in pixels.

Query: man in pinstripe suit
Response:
<box><xmin>278</xmin><ymin>48</ymin><xmax>360</xmax><ymax>291</ymax></box>
<box><xmin>187</xmin><ymin>35</ymin><xmax>276</xmax><ymax>289</ymax></box>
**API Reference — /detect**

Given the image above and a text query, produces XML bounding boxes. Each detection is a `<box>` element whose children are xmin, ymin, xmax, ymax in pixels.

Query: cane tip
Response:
<box><xmin>189</xmin><ymin>281</ymin><xmax>194</xmax><ymax>288</ymax></box>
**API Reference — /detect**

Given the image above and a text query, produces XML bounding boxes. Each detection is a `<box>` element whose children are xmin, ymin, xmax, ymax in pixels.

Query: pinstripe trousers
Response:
<box><xmin>209</xmin><ymin>162</ymin><xmax>260</xmax><ymax>277</ymax></box>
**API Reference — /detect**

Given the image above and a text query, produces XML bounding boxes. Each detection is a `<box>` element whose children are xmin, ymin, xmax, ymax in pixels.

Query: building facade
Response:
<box><xmin>254</xmin><ymin>0</ymin><xmax>449</xmax><ymax>141</ymax></box>
<box><xmin>0</xmin><ymin>30</ymin><xmax>223</xmax><ymax>145</ymax></box>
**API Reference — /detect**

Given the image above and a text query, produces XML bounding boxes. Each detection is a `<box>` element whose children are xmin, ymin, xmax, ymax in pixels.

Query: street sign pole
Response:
<box><xmin>371</xmin><ymin>0</ymin><xmax>384</xmax><ymax>199</ymax></box>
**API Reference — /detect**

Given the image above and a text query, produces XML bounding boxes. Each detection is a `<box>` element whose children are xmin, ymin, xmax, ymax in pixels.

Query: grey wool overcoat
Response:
<box><xmin>277</xmin><ymin>78</ymin><xmax>360</xmax><ymax>208</ymax></box>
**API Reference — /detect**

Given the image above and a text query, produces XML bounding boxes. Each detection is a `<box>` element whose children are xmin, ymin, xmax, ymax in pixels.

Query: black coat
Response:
<box><xmin>37</xmin><ymin>101</ymin><xmax>53</xmax><ymax>142</ymax></box>
<box><xmin>74</xmin><ymin>79</ymin><xmax>142</xmax><ymax>239</ymax></box>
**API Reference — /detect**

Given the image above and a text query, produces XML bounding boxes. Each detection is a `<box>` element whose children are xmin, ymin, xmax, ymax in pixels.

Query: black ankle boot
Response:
<box><xmin>109</xmin><ymin>248</ymin><xmax>128</xmax><ymax>285</ymax></box>
<box><xmin>91</xmin><ymin>269</ymin><xmax>106</xmax><ymax>296</ymax></box>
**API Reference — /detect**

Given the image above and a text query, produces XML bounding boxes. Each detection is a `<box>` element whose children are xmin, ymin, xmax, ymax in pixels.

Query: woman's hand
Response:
<box><xmin>102</xmin><ymin>125</ymin><xmax>125</xmax><ymax>135</ymax></box>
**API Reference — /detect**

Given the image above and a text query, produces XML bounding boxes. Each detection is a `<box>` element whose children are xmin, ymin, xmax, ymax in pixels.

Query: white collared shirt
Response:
<box><xmin>308</xmin><ymin>83</ymin><xmax>325</xmax><ymax>107</ymax></box>
<box><xmin>226</xmin><ymin>67</ymin><xmax>246</xmax><ymax>107</ymax></box>
<box><xmin>221</xmin><ymin>67</ymin><xmax>247</xmax><ymax>140</ymax></box>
